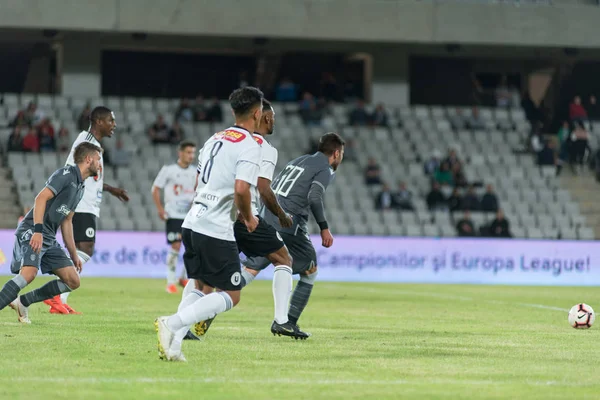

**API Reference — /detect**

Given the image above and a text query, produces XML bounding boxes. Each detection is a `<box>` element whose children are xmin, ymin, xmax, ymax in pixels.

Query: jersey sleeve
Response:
<box><xmin>152</xmin><ymin>166</ymin><xmax>169</xmax><ymax>189</ymax></box>
<box><xmin>259</xmin><ymin>145</ymin><xmax>278</xmax><ymax>181</ymax></box>
<box><xmin>196</xmin><ymin>146</ymin><xmax>204</xmax><ymax>175</ymax></box>
<box><xmin>312</xmin><ymin>166</ymin><xmax>333</xmax><ymax>192</ymax></box>
<box><xmin>235</xmin><ymin>144</ymin><xmax>262</xmax><ymax>185</ymax></box>
<box><xmin>45</xmin><ymin>168</ymin><xmax>74</xmax><ymax>195</ymax></box>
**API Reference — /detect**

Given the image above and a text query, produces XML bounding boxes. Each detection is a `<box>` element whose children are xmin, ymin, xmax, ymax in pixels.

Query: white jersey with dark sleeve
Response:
<box><xmin>152</xmin><ymin>163</ymin><xmax>197</xmax><ymax>220</ymax></box>
<box><xmin>263</xmin><ymin>152</ymin><xmax>334</xmax><ymax>235</ymax></box>
<box><xmin>183</xmin><ymin>126</ymin><xmax>262</xmax><ymax>241</ymax></box>
<box><xmin>250</xmin><ymin>133</ymin><xmax>278</xmax><ymax>215</ymax></box>
<box><xmin>65</xmin><ymin>131</ymin><xmax>104</xmax><ymax>217</ymax></box>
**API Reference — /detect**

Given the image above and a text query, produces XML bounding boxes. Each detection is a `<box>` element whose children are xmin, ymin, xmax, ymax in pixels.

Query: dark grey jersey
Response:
<box><xmin>263</xmin><ymin>152</ymin><xmax>334</xmax><ymax>235</ymax></box>
<box><xmin>16</xmin><ymin>165</ymin><xmax>85</xmax><ymax>244</ymax></box>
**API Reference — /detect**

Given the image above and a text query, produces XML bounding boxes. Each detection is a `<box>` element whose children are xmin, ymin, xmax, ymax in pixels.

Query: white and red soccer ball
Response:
<box><xmin>568</xmin><ymin>303</ymin><xmax>595</xmax><ymax>329</ymax></box>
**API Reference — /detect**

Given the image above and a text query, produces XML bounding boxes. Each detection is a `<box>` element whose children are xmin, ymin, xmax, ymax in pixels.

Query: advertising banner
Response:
<box><xmin>0</xmin><ymin>230</ymin><xmax>597</xmax><ymax>285</ymax></box>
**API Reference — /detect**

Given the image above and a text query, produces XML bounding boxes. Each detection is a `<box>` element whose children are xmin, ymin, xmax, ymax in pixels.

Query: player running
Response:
<box><xmin>0</xmin><ymin>143</ymin><xmax>102</xmax><ymax>323</ymax></box>
<box><xmin>155</xmin><ymin>86</ymin><xmax>263</xmax><ymax>362</ymax></box>
<box><xmin>44</xmin><ymin>106</ymin><xmax>129</xmax><ymax>314</ymax></box>
<box><xmin>151</xmin><ymin>140</ymin><xmax>197</xmax><ymax>293</ymax></box>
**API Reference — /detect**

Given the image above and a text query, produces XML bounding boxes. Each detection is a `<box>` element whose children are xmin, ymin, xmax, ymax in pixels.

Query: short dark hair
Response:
<box><xmin>317</xmin><ymin>132</ymin><xmax>345</xmax><ymax>156</ymax></box>
<box><xmin>90</xmin><ymin>106</ymin><xmax>112</xmax><ymax>126</ymax></box>
<box><xmin>262</xmin><ymin>98</ymin><xmax>273</xmax><ymax>113</ymax></box>
<box><xmin>179</xmin><ymin>140</ymin><xmax>196</xmax><ymax>151</ymax></box>
<box><xmin>229</xmin><ymin>86</ymin><xmax>264</xmax><ymax>117</ymax></box>
<box><xmin>74</xmin><ymin>142</ymin><xmax>103</xmax><ymax>164</ymax></box>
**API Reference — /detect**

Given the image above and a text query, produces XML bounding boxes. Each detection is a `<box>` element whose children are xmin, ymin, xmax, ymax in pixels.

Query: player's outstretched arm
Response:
<box><xmin>30</xmin><ymin>187</ymin><xmax>55</xmax><ymax>253</ymax></box>
<box><xmin>234</xmin><ymin>179</ymin><xmax>258</xmax><ymax>233</ymax></box>
<box><xmin>103</xmin><ymin>183</ymin><xmax>129</xmax><ymax>202</ymax></box>
<box><xmin>61</xmin><ymin>212</ymin><xmax>82</xmax><ymax>272</ymax></box>
<box><xmin>257</xmin><ymin>177</ymin><xmax>292</xmax><ymax>228</ymax></box>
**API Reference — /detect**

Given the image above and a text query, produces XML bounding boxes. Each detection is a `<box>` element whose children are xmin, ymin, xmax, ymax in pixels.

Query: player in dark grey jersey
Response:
<box><xmin>0</xmin><ymin>142</ymin><xmax>102</xmax><ymax>324</ymax></box>
<box><xmin>243</xmin><ymin>132</ymin><xmax>345</xmax><ymax>334</ymax></box>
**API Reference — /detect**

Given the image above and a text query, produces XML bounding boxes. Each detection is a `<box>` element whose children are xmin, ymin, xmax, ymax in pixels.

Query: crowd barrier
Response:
<box><xmin>0</xmin><ymin>230</ymin><xmax>598</xmax><ymax>285</ymax></box>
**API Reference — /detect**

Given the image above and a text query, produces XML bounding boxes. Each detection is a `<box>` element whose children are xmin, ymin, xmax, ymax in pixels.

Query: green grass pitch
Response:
<box><xmin>0</xmin><ymin>277</ymin><xmax>598</xmax><ymax>399</ymax></box>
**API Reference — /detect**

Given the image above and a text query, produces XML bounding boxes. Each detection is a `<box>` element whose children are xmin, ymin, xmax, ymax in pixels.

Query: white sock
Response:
<box><xmin>170</xmin><ymin>289</ymin><xmax>205</xmax><ymax>354</ymax></box>
<box><xmin>167</xmin><ymin>292</ymin><xmax>233</xmax><ymax>332</ymax></box>
<box><xmin>181</xmin><ymin>279</ymin><xmax>196</xmax><ymax>300</ymax></box>
<box><xmin>61</xmin><ymin>250</ymin><xmax>90</xmax><ymax>304</ymax></box>
<box><xmin>272</xmin><ymin>265</ymin><xmax>292</xmax><ymax>324</ymax></box>
<box><xmin>166</xmin><ymin>249</ymin><xmax>178</xmax><ymax>285</ymax></box>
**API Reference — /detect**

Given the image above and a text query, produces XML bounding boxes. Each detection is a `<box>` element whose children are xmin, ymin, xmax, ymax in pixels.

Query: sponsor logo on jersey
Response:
<box><xmin>20</xmin><ymin>229</ymin><xmax>33</xmax><ymax>241</ymax></box>
<box><xmin>56</xmin><ymin>205</ymin><xmax>71</xmax><ymax>216</ymax></box>
<box><xmin>252</xmin><ymin>134</ymin><xmax>264</xmax><ymax>145</ymax></box>
<box><xmin>86</xmin><ymin>228</ymin><xmax>95</xmax><ymax>238</ymax></box>
<box><xmin>218</xmin><ymin>130</ymin><xmax>246</xmax><ymax>143</ymax></box>
<box><xmin>200</xmin><ymin>192</ymin><xmax>220</xmax><ymax>202</ymax></box>
<box><xmin>63</xmin><ymin>168</ymin><xmax>70</xmax><ymax>175</ymax></box>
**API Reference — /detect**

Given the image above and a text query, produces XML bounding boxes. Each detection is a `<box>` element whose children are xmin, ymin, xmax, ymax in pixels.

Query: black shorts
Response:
<box><xmin>73</xmin><ymin>213</ymin><xmax>97</xmax><ymax>242</ymax></box>
<box><xmin>234</xmin><ymin>216</ymin><xmax>285</xmax><ymax>258</ymax></box>
<box><xmin>182</xmin><ymin>228</ymin><xmax>242</xmax><ymax>291</ymax></box>
<box><xmin>166</xmin><ymin>219</ymin><xmax>184</xmax><ymax>244</ymax></box>
<box><xmin>244</xmin><ymin>230</ymin><xmax>316</xmax><ymax>274</ymax></box>
<box><xmin>10</xmin><ymin>236</ymin><xmax>73</xmax><ymax>275</ymax></box>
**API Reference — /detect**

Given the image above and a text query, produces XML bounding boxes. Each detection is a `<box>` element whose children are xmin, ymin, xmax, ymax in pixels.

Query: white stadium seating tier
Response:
<box><xmin>1</xmin><ymin>93</ymin><xmax>593</xmax><ymax>239</ymax></box>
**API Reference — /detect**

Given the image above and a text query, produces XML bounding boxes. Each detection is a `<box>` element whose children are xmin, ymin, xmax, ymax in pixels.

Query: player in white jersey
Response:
<box><xmin>155</xmin><ymin>86</ymin><xmax>263</xmax><ymax>362</ymax></box>
<box><xmin>44</xmin><ymin>106</ymin><xmax>129</xmax><ymax>315</ymax></box>
<box><xmin>151</xmin><ymin>140</ymin><xmax>197</xmax><ymax>293</ymax></box>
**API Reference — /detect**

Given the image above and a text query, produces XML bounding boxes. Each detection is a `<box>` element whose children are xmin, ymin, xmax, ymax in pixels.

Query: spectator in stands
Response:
<box><xmin>393</xmin><ymin>181</ymin><xmax>414</xmax><ymax>211</ymax></box>
<box><xmin>481</xmin><ymin>184</ymin><xmax>499</xmax><ymax>212</ymax></box>
<box><xmin>468</xmin><ymin>107</ymin><xmax>485</xmax><ymax>130</ymax></box>
<box><xmin>299</xmin><ymin>92</ymin><xmax>322</xmax><ymax>126</ymax></box>
<box><xmin>22</xmin><ymin>128</ymin><xmax>40</xmax><ymax>152</ymax></box>
<box><xmin>56</xmin><ymin>127</ymin><xmax>70</xmax><ymax>153</ymax></box>
<box><xmin>495</xmin><ymin>76</ymin><xmax>511</xmax><ymax>108</ymax></box>
<box><xmin>193</xmin><ymin>95</ymin><xmax>207</xmax><ymax>122</ymax></box>
<box><xmin>569</xmin><ymin>95</ymin><xmax>588</xmax><ymax>123</ymax></box>
<box><xmin>456</xmin><ymin>211</ymin><xmax>476</xmax><ymax>237</ymax></box>
<box><xmin>556</xmin><ymin>122</ymin><xmax>571</xmax><ymax>176</ymax></box>
<box><xmin>447</xmin><ymin>188</ymin><xmax>462</xmax><ymax>212</ymax></box>
<box><xmin>570</xmin><ymin>121</ymin><xmax>589</xmax><ymax>170</ymax></box>
<box><xmin>344</xmin><ymin>139</ymin><xmax>358</xmax><ymax>162</ymax></box>
<box><xmin>588</xmin><ymin>95</ymin><xmax>600</xmax><ymax>122</ymax></box>
<box><xmin>321</xmin><ymin>72</ymin><xmax>338</xmax><ymax>102</ymax></box>
<box><xmin>349</xmin><ymin>100</ymin><xmax>369</xmax><ymax>126</ymax></box>
<box><xmin>38</xmin><ymin>124</ymin><xmax>56</xmax><ymax>152</ymax></box>
<box><xmin>374</xmin><ymin>183</ymin><xmax>394</xmax><ymax>211</ymax></box>
<box><xmin>37</xmin><ymin>118</ymin><xmax>55</xmax><ymax>137</ymax></box>
<box><xmin>148</xmin><ymin>115</ymin><xmax>172</xmax><ymax>144</ymax></box>
<box><xmin>24</xmin><ymin>102</ymin><xmax>43</xmax><ymax>126</ymax></box>
<box><xmin>451</xmin><ymin>163</ymin><xmax>468</xmax><ymax>187</ymax></box>
<box><xmin>108</xmin><ymin>139</ymin><xmax>132</xmax><ymax>178</ymax></box>
<box><xmin>461</xmin><ymin>185</ymin><xmax>480</xmax><ymax>211</ymax></box>
<box><xmin>444</xmin><ymin>149</ymin><xmax>462</xmax><ymax>170</ymax></box>
<box><xmin>530</xmin><ymin>130</ymin><xmax>544</xmax><ymax>154</ymax></box>
<box><xmin>364</xmin><ymin>157</ymin><xmax>382</xmax><ymax>185</ymax></box>
<box><xmin>490</xmin><ymin>209</ymin><xmax>511</xmax><ymax>238</ymax></box>
<box><xmin>426</xmin><ymin>182</ymin><xmax>447</xmax><ymax>211</ymax></box>
<box><xmin>371</xmin><ymin>103</ymin><xmax>389</xmax><ymax>127</ymax></box>
<box><xmin>169</xmin><ymin>121</ymin><xmax>185</xmax><ymax>143</ymax></box>
<box><xmin>206</xmin><ymin>97</ymin><xmax>223</xmax><ymax>123</ymax></box>
<box><xmin>424</xmin><ymin>150</ymin><xmax>441</xmax><ymax>177</ymax></box>
<box><xmin>10</xmin><ymin>111</ymin><xmax>29</xmax><ymax>129</ymax></box>
<box><xmin>434</xmin><ymin>162</ymin><xmax>453</xmax><ymax>186</ymax></box>
<box><xmin>275</xmin><ymin>77</ymin><xmax>298</xmax><ymax>102</ymax></box>
<box><xmin>557</xmin><ymin>121</ymin><xmax>570</xmax><ymax>144</ymax></box>
<box><xmin>175</xmin><ymin>98</ymin><xmax>194</xmax><ymax>123</ymax></box>
<box><xmin>538</xmin><ymin>139</ymin><xmax>556</xmax><ymax>167</ymax></box>
<box><xmin>7</xmin><ymin>126</ymin><xmax>24</xmax><ymax>152</ymax></box>
<box><xmin>77</xmin><ymin>104</ymin><xmax>92</xmax><ymax>131</ymax></box>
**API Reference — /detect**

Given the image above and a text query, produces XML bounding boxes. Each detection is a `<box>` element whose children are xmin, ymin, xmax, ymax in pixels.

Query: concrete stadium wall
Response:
<box><xmin>1</xmin><ymin>0</ymin><xmax>600</xmax><ymax>48</ymax></box>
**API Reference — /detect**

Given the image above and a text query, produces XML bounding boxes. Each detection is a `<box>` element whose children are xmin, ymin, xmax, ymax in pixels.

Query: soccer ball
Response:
<box><xmin>568</xmin><ymin>303</ymin><xmax>595</xmax><ymax>329</ymax></box>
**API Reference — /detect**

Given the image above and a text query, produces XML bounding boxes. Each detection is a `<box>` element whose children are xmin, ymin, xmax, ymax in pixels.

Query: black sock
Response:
<box><xmin>20</xmin><ymin>280</ymin><xmax>71</xmax><ymax>307</ymax></box>
<box><xmin>288</xmin><ymin>281</ymin><xmax>313</xmax><ymax>325</ymax></box>
<box><xmin>0</xmin><ymin>280</ymin><xmax>22</xmax><ymax>311</ymax></box>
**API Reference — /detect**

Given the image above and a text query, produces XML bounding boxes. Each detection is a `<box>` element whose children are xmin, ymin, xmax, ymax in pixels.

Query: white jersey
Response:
<box><xmin>65</xmin><ymin>131</ymin><xmax>104</xmax><ymax>217</ymax></box>
<box><xmin>183</xmin><ymin>126</ymin><xmax>262</xmax><ymax>241</ymax></box>
<box><xmin>152</xmin><ymin>163</ymin><xmax>197</xmax><ymax>220</ymax></box>
<box><xmin>250</xmin><ymin>133</ymin><xmax>278</xmax><ymax>215</ymax></box>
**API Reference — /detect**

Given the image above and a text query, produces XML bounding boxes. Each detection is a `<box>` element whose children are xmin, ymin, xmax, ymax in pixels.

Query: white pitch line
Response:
<box><xmin>1</xmin><ymin>376</ymin><xmax>596</xmax><ymax>387</ymax></box>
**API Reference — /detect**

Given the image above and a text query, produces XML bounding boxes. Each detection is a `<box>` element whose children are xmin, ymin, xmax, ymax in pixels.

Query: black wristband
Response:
<box><xmin>34</xmin><ymin>224</ymin><xmax>43</xmax><ymax>233</ymax></box>
<box><xmin>318</xmin><ymin>221</ymin><xmax>329</xmax><ymax>231</ymax></box>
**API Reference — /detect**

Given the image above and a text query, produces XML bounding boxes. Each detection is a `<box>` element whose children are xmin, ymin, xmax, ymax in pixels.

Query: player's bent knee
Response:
<box><xmin>300</xmin><ymin>268</ymin><xmax>318</xmax><ymax>285</ymax></box>
<box><xmin>268</xmin><ymin>246</ymin><xmax>293</xmax><ymax>267</ymax></box>
<box><xmin>76</xmin><ymin>241</ymin><xmax>95</xmax><ymax>257</ymax></box>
